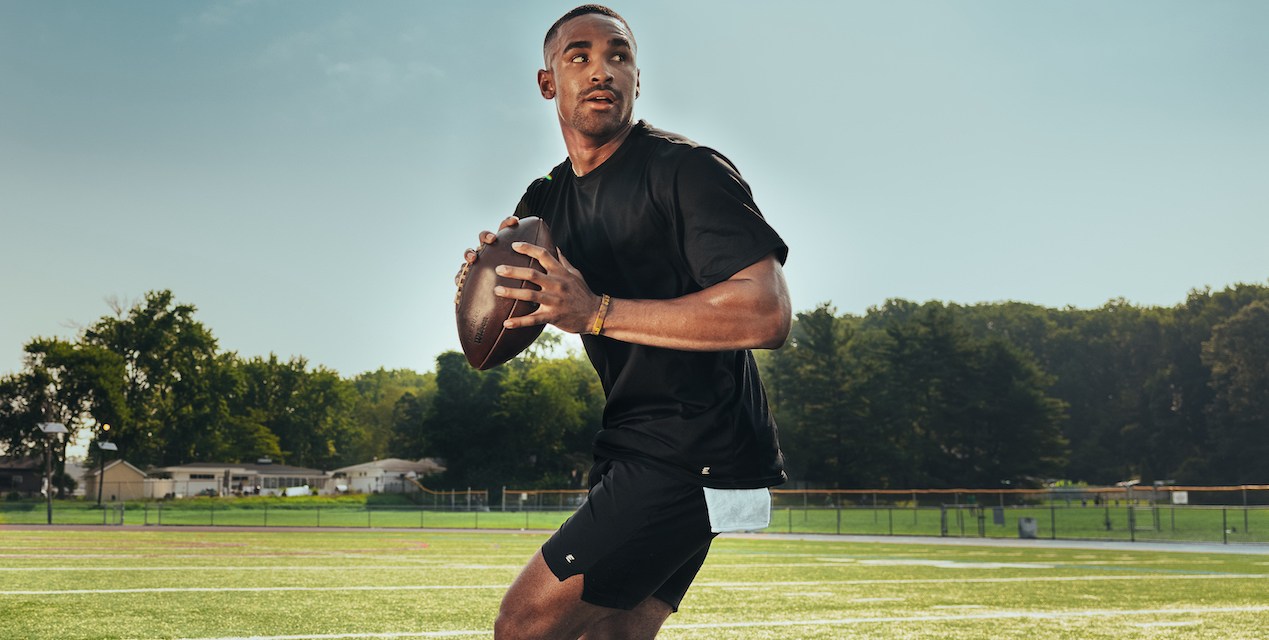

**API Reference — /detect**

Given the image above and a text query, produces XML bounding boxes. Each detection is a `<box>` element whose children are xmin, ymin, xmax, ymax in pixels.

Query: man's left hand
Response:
<box><xmin>493</xmin><ymin>242</ymin><xmax>602</xmax><ymax>335</ymax></box>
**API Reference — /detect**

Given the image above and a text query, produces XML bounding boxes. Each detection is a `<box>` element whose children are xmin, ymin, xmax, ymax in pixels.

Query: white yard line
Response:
<box><xmin>0</xmin><ymin>585</ymin><xmax>507</xmax><ymax>595</ymax></box>
<box><xmin>663</xmin><ymin>605</ymin><xmax>1269</xmax><ymax>630</ymax></box>
<box><xmin>173</xmin><ymin>605</ymin><xmax>1269</xmax><ymax>640</ymax></box>
<box><xmin>697</xmin><ymin>573</ymin><xmax>1269</xmax><ymax>587</ymax></box>
<box><xmin>0</xmin><ymin>565</ymin><xmax>521</xmax><ymax>572</ymax></box>
<box><xmin>179</xmin><ymin>634</ymin><xmax>488</xmax><ymax>639</ymax></box>
<box><xmin>6</xmin><ymin>572</ymin><xmax>1266</xmax><ymax>596</ymax></box>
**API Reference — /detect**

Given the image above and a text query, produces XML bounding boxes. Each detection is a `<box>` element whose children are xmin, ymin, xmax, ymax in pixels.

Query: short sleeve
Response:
<box><xmin>674</xmin><ymin>148</ymin><xmax>788</xmax><ymax>289</ymax></box>
<box><xmin>513</xmin><ymin>173</ymin><xmax>554</xmax><ymax>220</ymax></box>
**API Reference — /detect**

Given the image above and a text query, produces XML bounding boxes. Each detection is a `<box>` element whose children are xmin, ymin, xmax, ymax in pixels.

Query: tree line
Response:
<box><xmin>759</xmin><ymin>283</ymin><xmax>1269</xmax><ymax>488</ymax></box>
<box><xmin>2</xmin><ymin>284</ymin><xmax>1266</xmax><ymax>491</ymax></box>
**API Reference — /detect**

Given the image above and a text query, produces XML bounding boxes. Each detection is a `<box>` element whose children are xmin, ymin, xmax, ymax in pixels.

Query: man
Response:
<box><xmin>464</xmin><ymin>6</ymin><xmax>791</xmax><ymax>638</ymax></box>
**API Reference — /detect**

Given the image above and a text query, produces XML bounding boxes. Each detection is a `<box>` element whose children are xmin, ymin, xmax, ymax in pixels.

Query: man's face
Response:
<box><xmin>540</xmin><ymin>14</ymin><xmax>639</xmax><ymax>141</ymax></box>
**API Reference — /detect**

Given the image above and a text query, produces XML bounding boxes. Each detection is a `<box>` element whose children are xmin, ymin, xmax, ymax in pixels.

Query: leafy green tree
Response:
<box><xmin>762</xmin><ymin>304</ymin><xmax>877</xmax><ymax>488</ymax></box>
<box><xmin>422</xmin><ymin>351</ymin><xmax>508</xmax><ymax>488</ymax></box>
<box><xmin>1201</xmin><ymin>299</ymin><xmax>1269</xmax><ymax>483</ymax></box>
<box><xmin>80</xmin><ymin>290</ymin><xmax>223</xmax><ymax>466</ymax></box>
<box><xmin>233</xmin><ymin>354</ymin><xmax>358</xmax><ymax>470</ymax></box>
<box><xmin>350</xmin><ymin>368</ymin><xmax>435</xmax><ymax>462</ymax></box>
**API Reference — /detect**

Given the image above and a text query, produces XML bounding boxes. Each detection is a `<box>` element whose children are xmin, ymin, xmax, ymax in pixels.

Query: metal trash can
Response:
<box><xmin>1018</xmin><ymin>516</ymin><xmax>1038</xmax><ymax>539</ymax></box>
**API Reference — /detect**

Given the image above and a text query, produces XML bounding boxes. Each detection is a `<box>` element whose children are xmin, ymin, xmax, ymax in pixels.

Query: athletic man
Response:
<box><xmin>462</xmin><ymin>6</ymin><xmax>791</xmax><ymax>638</ymax></box>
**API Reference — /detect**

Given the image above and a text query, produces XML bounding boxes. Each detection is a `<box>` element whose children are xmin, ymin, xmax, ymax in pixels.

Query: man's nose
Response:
<box><xmin>590</xmin><ymin>61</ymin><xmax>614</xmax><ymax>84</ymax></box>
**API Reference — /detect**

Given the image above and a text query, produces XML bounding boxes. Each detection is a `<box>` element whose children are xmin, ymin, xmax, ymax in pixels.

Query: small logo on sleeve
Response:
<box><xmin>565</xmin><ymin>554</ymin><xmax>576</xmax><ymax>564</ymax></box>
<box><xmin>701</xmin><ymin>467</ymin><xmax>711</xmax><ymax>475</ymax></box>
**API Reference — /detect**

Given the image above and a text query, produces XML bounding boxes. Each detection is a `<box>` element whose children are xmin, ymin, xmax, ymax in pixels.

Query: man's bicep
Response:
<box><xmin>674</xmin><ymin>149</ymin><xmax>786</xmax><ymax>287</ymax></box>
<box><xmin>724</xmin><ymin>253</ymin><xmax>791</xmax><ymax>308</ymax></box>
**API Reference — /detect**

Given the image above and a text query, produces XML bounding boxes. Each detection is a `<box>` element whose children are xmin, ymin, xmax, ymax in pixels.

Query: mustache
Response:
<box><xmin>579</xmin><ymin>85</ymin><xmax>623</xmax><ymax>102</ymax></box>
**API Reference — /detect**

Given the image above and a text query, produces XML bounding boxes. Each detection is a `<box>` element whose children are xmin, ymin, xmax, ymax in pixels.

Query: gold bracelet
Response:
<box><xmin>590</xmin><ymin>294</ymin><xmax>611</xmax><ymax>336</ymax></box>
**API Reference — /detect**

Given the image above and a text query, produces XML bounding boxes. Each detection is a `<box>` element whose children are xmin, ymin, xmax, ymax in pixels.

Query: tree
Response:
<box><xmin>80</xmin><ymin>290</ymin><xmax>224</xmax><ymax>467</ymax></box>
<box><xmin>351</xmin><ymin>368</ymin><xmax>435</xmax><ymax>462</ymax></box>
<box><xmin>1201</xmin><ymin>300</ymin><xmax>1269</xmax><ymax>483</ymax></box>
<box><xmin>232</xmin><ymin>355</ymin><xmax>358</xmax><ymax>470</ymax></box>
<box><xmin>762</xmin><ymin>304</ymin><xmax>875</xmax><ymax>487</ymax></box>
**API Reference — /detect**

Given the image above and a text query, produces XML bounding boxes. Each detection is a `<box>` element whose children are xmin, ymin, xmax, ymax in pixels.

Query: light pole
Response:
<box><xmin>97</xmin><ymin>427</ymin><xmax>117</xmax><ymax>506</ymax></box>
<box><xmin>38</xmin><ymin>422</ymin><xmax>68</xmax><ymax>525</ymax></box>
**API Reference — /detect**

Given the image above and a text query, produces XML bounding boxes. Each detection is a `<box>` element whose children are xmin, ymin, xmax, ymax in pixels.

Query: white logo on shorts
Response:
<box><xmin>701</xmin><ymin>466</ymin><xmax>711</xmax><ymax>475</ymax></box>
<box><xmin>565</xmin><ymin>554</ymin><xmax>575</xmax><ymax>564</ymax></box>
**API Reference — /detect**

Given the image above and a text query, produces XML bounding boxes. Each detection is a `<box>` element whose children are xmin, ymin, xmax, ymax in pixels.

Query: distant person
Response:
<box><xmin>460</xmin><ymin>5</ymin><xmax>791</xmax><ymax>638</ymax></box>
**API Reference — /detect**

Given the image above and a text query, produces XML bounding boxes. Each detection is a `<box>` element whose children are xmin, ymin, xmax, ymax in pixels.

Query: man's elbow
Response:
<box><xmin>753</xmin><ymin>302</ymin><xmax>792</xmax><ymax>350</ymax></box>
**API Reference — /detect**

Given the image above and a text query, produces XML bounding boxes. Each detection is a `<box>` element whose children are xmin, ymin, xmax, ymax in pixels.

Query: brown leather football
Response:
<box><xmin>454</xmin><ymin>217</ymin><xmax>555</xmax><ymax>370</ymax></box>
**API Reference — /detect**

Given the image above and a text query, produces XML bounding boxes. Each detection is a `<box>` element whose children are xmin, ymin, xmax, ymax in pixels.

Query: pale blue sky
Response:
<box><xmin>2</xmin><ymin>1</ymin><xmax>1266</xmax><ymax>378</ymax></box>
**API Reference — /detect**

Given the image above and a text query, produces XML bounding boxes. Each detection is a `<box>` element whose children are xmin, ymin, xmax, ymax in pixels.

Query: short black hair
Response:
<box><xmin>543</xmin><ymin>5</ymin><xmax>636</xmax><ymax>62</ymax></box>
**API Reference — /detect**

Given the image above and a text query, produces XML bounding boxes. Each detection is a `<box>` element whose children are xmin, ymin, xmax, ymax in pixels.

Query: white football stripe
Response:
<box><xmin>173</xmin><ymin>605</ymin><xmax>1269</xmax><ymax>640</ymax></box>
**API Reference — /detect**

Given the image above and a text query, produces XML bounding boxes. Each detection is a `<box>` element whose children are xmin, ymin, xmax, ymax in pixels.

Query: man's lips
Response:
<box><xmin>582</xmin><ymin>90</ymin><xmax>618</xmax><ymax>105</ymax></box>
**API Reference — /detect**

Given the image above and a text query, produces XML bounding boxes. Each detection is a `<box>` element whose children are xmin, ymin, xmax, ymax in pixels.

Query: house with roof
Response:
<box><xmin>0</xmin><ymin>456</ymin><xmax>44</xmax><ymax>497</ymax></box>
<box><xmin>81</xmin><ymin>459</ymin><xmax>149</xmax><ymax>502</ymax></box>
<box><xmin>331</xmin><ymin>458</ymin><xmax>445</xmax><ymax>494</ymax></box>
<box><xmin>150</xmin><ymin>459</ymin><xmax>329</xmax><ymax>497</ymax></box>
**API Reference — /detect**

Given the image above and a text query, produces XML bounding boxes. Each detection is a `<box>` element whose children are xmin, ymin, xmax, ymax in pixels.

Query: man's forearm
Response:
<box><xmin>597</xmin><ymin>255</ymin><xmax>791</xmax><ymax>351</ymax></box>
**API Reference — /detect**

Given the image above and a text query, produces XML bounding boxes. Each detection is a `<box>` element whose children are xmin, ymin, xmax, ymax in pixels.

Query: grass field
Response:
<box><xmin>5</xmin><ymin>500</ymin><xmax>1267</xmax><ymax>545</ymax></box>
<box><xmin>2</xmin><ymin>527</ymin><xmax>1267</xmax><ymax>639</ymax></box>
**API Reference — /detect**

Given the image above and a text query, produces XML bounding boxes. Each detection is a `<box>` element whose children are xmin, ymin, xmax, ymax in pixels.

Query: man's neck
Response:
<box><xmin>561</xmin><ymin>121</ymin><xmax>636</xmax><ymax>177</ymax></box>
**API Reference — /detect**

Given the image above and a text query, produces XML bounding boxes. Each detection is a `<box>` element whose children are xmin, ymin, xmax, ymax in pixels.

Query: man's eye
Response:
<box><xmin>571</xmin><ymin>54</ymin><xmax>587</xmax><ymax>63</ymax></box>
<box><xmin>611</xmin><ymin>54</ymin><xmax>626</xmax><ymax>62</ymax></box>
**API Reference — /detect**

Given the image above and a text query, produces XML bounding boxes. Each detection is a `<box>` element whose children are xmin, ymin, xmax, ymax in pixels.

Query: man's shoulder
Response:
<box><xmin>522</xmin><ymin>158</ymin><xmax>571</xmax><ymax>195</ymax></box>
<box><xmin>636</xmin><ymin>121</ymin><xmax>698</xmax><ymax>150</ymax></box>
<box><xmin>634</xmin><ymin>121</ymin><xmax>741</xmax><ymax>175</ymax></box>
<box><xmin>634</xmin><ymin>121</ymin><xmax>707</xmax><ymax>160</ymax></box>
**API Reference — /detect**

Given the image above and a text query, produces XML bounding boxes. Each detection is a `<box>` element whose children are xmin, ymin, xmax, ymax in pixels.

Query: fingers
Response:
<box><xmin>459</xmin><ymin>218</ymin><xmax>521</xmax><ymax>286</ymax></box>
<box><xmin>473</xmin><ymin>217</ymin><xmax>519</xmax><ymax>249</ymax></box>
<box><xmin>510</xmin><ymin>241</ymin><xmax>566</xmax><ymax>273</ymax></box>
<box><xmin>503</xmin><ymin>310</ymin><xmax>549</xmax><ymax>330</ymax></box>
<box><xmin>495</xmin><ymin>264</ymin><xmax>545</xmax><ymax>284</ymax></box>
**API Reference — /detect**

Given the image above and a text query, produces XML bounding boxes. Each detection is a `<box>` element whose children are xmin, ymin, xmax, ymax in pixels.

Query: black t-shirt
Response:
<box><xmin>513</xmin><ymin>121</ymin><xmax>788</xmax><ymax>489</ymax></box>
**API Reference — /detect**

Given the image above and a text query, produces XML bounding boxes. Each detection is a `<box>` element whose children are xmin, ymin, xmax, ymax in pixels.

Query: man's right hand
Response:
<box><xmin>455</xmin><ymin>216</ymin><xmax>520</xmax><ymax>286</ymax></box>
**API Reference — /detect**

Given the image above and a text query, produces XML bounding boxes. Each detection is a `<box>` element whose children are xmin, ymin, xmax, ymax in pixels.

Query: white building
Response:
<box><xmin>150</xmin><ymin>459</ymin><xmax>329</xmax><ymax>497</ymax></box>
<box><xmin>331</xmin><ymin>458</ymin><xmax>444</xmax><ymax>494</ymax></box>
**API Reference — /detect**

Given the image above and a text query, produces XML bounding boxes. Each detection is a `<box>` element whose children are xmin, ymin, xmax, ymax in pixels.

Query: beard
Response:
<box><xmin>567</xmin><ymin>94</ymin><xmax>632</xmax><ymax>140</ymax></box>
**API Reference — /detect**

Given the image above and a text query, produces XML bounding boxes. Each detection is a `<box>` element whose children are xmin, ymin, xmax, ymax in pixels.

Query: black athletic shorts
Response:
<box><xmin>541</xmin><ymin>457</ymin><xmax>717</xmax><ymax>611</ymax></box>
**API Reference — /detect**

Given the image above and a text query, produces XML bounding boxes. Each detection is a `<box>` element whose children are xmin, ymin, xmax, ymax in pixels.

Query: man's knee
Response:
<box><xmin>495</xmin><ymin>552</ymin><xmax>591</xmax><ymax>640</ymax></box>
<box><xmin>578</xmin><ymin>597</ymin><xmax>672</xmax><ymax>640</ymax></box>
<box><xmin>493</xmin><ymin>602</ymin><xmax>546</xmax><ymax>640</ymax></box>
<box><xmin>495</xmin><ymin>579</ymin><xmax>563</xmax><ymax>640</ymax></box>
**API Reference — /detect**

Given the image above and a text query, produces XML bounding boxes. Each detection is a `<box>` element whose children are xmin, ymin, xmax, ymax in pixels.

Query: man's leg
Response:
<box><xmin>495</xmin><ymin>550</ymin><xmax>616</xmax><ymax>640</ymax></box>
<box><xmin>495</xmin><ymin>459</ymin><xmax>713</xmax><ymax>639</ymax></box>
<box><xmin>494</xmin><ymin>550</ymin><xmax>672</xmax><ymax>640</ymax></box>
<box><xmin>578</xmin><ymin>598</ymin><xmax>672</xmax><ymax>640</ymax></box>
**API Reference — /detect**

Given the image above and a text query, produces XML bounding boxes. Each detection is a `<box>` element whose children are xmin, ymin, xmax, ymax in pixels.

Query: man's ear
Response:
<box><xmin>537</xmin><ymin>69</ymin><xmax>555</xmax><ymax>99</ymax></box>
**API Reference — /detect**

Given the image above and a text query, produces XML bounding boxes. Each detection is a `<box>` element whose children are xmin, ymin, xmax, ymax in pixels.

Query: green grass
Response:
<box><xmin>5</xmin><ymin>501</ymin><xmax>1266</xmax><ymax>545</ymax></box>
<box><xmin>1</xmin><ymin>527</ymin><xmax>1266</xmax><ymax>639</ymax></box>
<box><xmin>770</xmin><ymin>505</ymin><xmax>1269</xmax><ymax>544</ymax></box>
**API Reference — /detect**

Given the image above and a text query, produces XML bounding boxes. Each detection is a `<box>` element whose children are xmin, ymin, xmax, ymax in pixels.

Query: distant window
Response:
<box><xmin>190</xmin><ymin>474</ymin><xmax>215</xmax><ymax>480</ymax></box>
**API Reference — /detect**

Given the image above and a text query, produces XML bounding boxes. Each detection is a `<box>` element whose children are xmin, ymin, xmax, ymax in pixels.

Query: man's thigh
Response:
<box><xmin>541</xmin><ymin>458</ymin><xmax>716</xmax><ymax>611</ymax></box>
<box><xmin>495</xmin><ymin>551</ymin><xmax>673</xmax><ymax>640</ymax></box>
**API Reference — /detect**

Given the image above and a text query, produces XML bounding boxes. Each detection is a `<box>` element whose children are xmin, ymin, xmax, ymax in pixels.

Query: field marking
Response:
<box><xmin>662</xmin><ymin>605</ymin><xmax>1269</xmax><ymax>630</ymax></box>
<box><xmin>179</xmin><ymin>633</ymin><xmax>486</xmax><ymax>639</ymax></box>
<box><xmin>6</xmin><ymin>572</ymin><xmax>1267</xmax><ymax>596</ymax></box>
<box><xmin>697</xmin><ymin>573</ymin><xmax>1269</xmax><ymax>588</ymax></box>
<box><xmin>0</xmin><ymin>566</ymin><xmax>514</xmax><ymax>572</ymax></box>
<box><xmin>173</xmin><ymin>605</ymin><xmax>1269</xmax><ymax>640</ymax></box>
<box><xmin>0</xmin><ymin>585</ymin><xmax>507</xmax><ymax>596</ymax></box>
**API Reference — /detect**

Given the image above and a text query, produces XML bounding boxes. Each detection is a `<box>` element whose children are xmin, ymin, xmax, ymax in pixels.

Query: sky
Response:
<box><xmin>2</xmin><ymin>0</ymin><xmax>1266</xmax><ymax>380</ymax></box>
